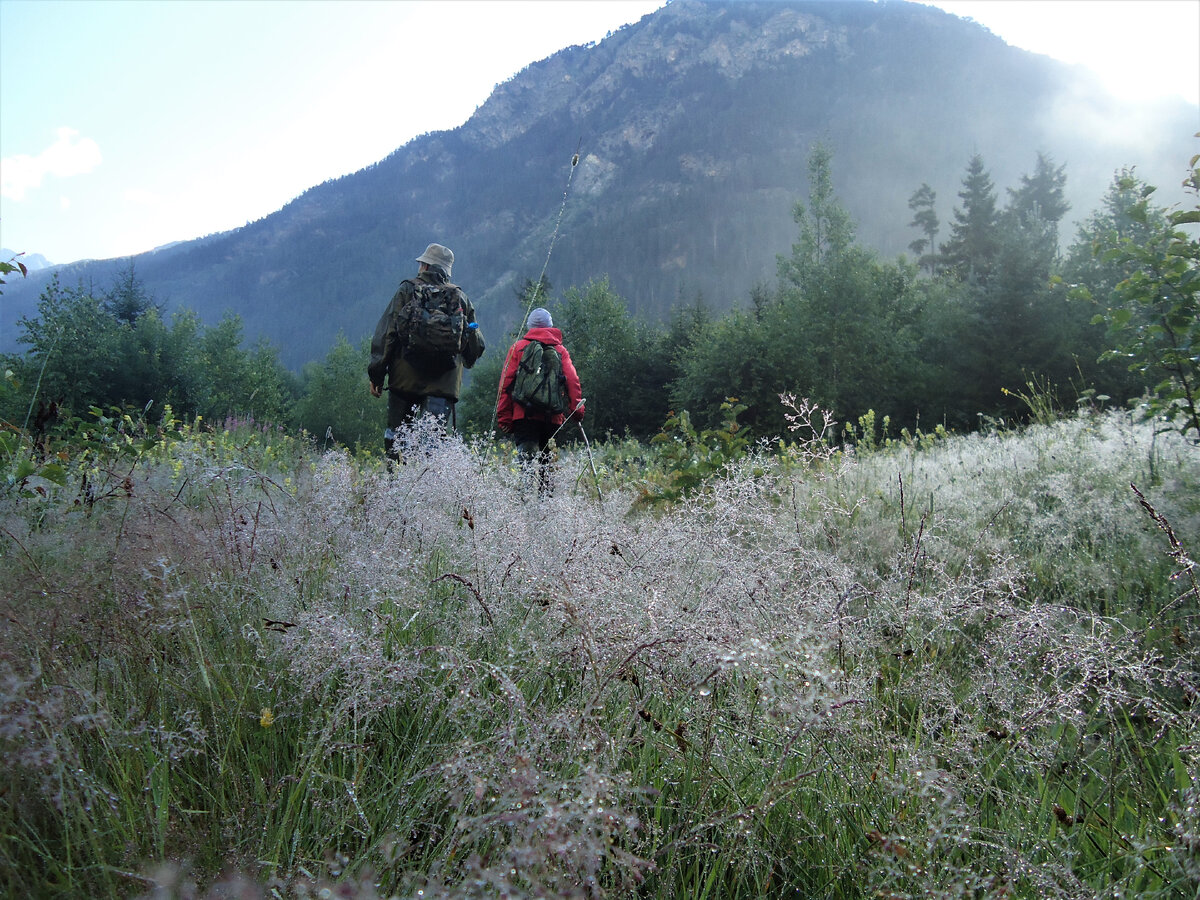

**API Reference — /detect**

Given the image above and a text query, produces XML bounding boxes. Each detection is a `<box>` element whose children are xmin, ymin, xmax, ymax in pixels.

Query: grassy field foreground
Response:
<box><xmin>1</xmin><ymin>408</ymin><xmax>1198</xmax><ymax>898</ymax></box>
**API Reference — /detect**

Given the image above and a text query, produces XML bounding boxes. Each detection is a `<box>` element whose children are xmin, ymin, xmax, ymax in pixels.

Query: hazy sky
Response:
<box><xmin>1</xmin><ymin>0</ymin><xmax>1197</xmax><ymax>265</ymax></box>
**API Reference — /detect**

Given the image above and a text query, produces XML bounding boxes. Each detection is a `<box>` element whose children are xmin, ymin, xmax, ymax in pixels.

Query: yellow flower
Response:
<box><xmin>260</xmin><ymin>708</ymin><xmax>275</xmax><ymax>728</ymax></box>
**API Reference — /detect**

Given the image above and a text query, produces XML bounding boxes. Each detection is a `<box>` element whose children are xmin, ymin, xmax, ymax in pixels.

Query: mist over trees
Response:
<box><xmin>455</xmin><ymin>145</ymin><xmax>1196</xmax><ymax>443</ymax></box>
<box><xmin>5</xmin><ymin>143</ymin><xmax>1196</xmax><ymax>449</ymax></box>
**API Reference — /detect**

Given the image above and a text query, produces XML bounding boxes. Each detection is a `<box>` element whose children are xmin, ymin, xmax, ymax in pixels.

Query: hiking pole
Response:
<box><xmin>552</xmin><ymin>397</ymin><xmax>600</xmax><ymax>503</ymax></box>
<box><xmin>575</xmin><ymin>419</ymin><xmax>603</xmax><ymax>503</ymax></box>
<box><xmin>545</xmin><ymin>397</ymin><xmax>601</xmax><ymax>502</ymax></box>
<box><xmin>547</xmin><ymin>396</ymin><xmax>586</xmax><ymax>445</ymax></box>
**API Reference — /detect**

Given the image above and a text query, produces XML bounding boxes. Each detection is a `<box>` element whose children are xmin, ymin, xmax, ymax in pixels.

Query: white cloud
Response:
<box><xmin>1</xmin><ymin>127</ymin><xmax>102</xmax><ymax>200</ymax></box>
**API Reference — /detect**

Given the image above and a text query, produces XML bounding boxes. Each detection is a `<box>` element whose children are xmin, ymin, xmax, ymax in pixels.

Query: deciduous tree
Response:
<box><xmin>1081</xmin><ymin>150</ymin><xmax>1200</xmax><ymax>440</ymax></box>
<box><xmin>294</xmin><ymin>334</ymin><xmax>383</xmax><ymax>449</ymax></box>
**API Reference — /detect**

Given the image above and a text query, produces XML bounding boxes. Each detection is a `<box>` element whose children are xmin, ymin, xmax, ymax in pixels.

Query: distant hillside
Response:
<box><xmin>3</xmin><ymin>0</ymin><xmax>1195</xmax><ymax>369</ymax></box>
<box><xmin>1</xmin><ymin>249</ymin><xmax>53</xmax><ymax>272</ymax></box>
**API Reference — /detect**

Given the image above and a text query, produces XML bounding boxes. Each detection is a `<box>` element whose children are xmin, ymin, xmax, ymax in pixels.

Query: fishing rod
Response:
<box><xmin>476</xmin><ymin>143</ymin><xmax>604</xmax><ymax>503</ymax></box>
<box><xmin>521</xmin><ymin>149</ymin><xmax>604</xmax><ymax>501</ymax></box>
<box><xmin>489</xmin><ymin>141</ymin><xmax>584</xmax><ymax>435</ymax></box>
<box><xmin>522</xmin><ymin>138</ymin><xmax>582</xmax><ymax>327</ymax></box>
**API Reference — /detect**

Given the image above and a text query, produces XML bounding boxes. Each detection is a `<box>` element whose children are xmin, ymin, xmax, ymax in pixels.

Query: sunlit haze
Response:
<box><xmin>1</xmin><ymin>0</ymin><xmax>1196</xmax><ymax>265</ymax></box>
<box><xmin>917</xmin><ymin>0</ymin><xmax>1200</xmax><ymax>104</ymax></box>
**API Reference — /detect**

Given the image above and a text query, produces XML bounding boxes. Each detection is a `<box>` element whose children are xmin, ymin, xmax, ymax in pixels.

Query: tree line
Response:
<box><xmin>0</xmin><ymin>267</ymin><xmax>386</xmax><ymax>448</ymax></box>
<box><xmin>467</xmin><ymin>144</ymin><xmax>1197</xmax><ymax>443</ymax></box>
<box><xmin>4</xmin><ymin>144</ymin><xmax>1197</xmax><ymax>448</ymax></box>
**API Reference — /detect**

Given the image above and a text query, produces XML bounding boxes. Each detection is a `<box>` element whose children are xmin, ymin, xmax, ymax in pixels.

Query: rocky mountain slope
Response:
<box><xmin>3</xmin><ymin>0</ymin><xmax>1195</xmax><ymax>369</ymax></box>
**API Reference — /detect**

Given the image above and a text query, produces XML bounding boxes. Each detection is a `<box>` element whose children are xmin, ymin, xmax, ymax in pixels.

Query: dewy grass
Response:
<box><xmin>0</xmin><ymin>408</ymin><xmax>1197</xmax><ymax>898</ymax></box>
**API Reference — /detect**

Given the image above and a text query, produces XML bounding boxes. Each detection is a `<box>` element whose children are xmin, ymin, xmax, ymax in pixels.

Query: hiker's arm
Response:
<box><xmin>560</xmin><ymin>348</ymin><xmax>585</xmax><ymax>422</ymax></box>
<box><xmin>461</xmin><ymin>296</ymin><xmax>485</xmax><ymax>368</ymax></box>
<box><xmin>495</xmin><ymin>342</ymin><xmax>523</xmax><ymax>431</ymax></box>
<box><xmin>368</xmin><ymin>291</ymin><xmax>403</xmax><ymax>390</ymax></box>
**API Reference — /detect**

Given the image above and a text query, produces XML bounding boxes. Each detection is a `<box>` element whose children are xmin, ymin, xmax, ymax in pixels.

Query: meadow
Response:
<box><xmin>1</xmin><ymin>401</ymin><xmax>1197</xmax><ymax>899</ymax></box>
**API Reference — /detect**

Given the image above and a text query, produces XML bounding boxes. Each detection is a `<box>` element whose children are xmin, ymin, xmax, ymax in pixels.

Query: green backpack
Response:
<box><xmin>511</xmin><ymin>340</ymin><xmax>569</xmax><ymax>416</ymax></box>
<box><xmin>401</xmin><ymin>280</ymin><xmax>467</xmax><ymax>373</ymax></box>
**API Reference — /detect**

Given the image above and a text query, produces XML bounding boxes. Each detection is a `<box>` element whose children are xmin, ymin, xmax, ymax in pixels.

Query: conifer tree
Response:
<box><xmin>7</xmin><ymin>271</ymin><xmax>293</xmax><ymax>426</ymax></box>
<box><xmin>766</xmin><ymin>145</ymin><xmax>925</xmax><ymax>430</ymax></box>
<box><xmin>985</xmin><ymin>156</ymin><xmax>1071</xmax><ymax>404</ymax></box>
<box><xmin>907</xmin><ymin>183</ymin><xmax>940</xmax><ymax>274</ymax></box>
<box><xmin>553</xmin><ymin>278</ymin><xmax>652</xmax><ymax>438</ymax></box>
<box><xmin>1006</xmin><ymin>153</ymin><xmax>1069</xmax><ymax>234</ymax></box>
<box><xmin>103</xmin><ymin>262</ymin><xmax>161</xmax><ymax>324</ymax></box>
<box><xmin>938</xmin><ymin>154</ymin><xmax>1000</xmax><ymax>285</ymax></box>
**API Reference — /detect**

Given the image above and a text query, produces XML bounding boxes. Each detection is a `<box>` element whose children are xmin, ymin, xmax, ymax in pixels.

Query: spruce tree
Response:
<box><xmin>907</xmin><ymin>183</ymin><xmax>940</xmax><ymax>274</ymax></box>
<box><xmin>1007</xmin><ymin>153</ymin><xmax>1069</xmax><ymax>234</ymax></box>
<box><xmin>938</xmin><ymin>155</ymin><xmax>1000</xmax><ymax>286</ymax></box>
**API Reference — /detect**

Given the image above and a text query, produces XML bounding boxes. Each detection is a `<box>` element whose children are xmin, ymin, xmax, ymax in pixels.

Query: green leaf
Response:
<box><xmin>37</xmin><ymin>463</ymin><xmax>68</xmax><ymax>486</ymax></box>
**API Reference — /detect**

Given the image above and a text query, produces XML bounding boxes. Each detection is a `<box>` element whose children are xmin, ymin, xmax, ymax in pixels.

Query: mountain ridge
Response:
<box><xmin>3</xmin><ymin>0</ymin><xmax>1195</xmax><ymax>369</ymax></box>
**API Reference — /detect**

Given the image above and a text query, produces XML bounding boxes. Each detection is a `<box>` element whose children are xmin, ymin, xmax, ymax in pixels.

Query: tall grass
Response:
<box><xmin>1</xmin><ymin>408</ymin><xmax>1196</xmax><ymax>898</ymax></box>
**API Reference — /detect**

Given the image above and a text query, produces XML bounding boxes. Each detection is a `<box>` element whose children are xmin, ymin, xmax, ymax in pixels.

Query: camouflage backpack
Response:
<box><xmin>511</xmin><ymin>340</ymin><xmax>569</xmax><ymax>416</ymax></box>
<box><xmin>401</xmin><ymin>280</ymin><xmax>467</xmax><ymax>373</ymax></box>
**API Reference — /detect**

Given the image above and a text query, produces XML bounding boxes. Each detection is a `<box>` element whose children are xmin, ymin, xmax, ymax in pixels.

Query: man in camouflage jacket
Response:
<box><xmin>368</xmin><ymin>243</ymin><xmax>485</xmax><ymax>460</ymax></box>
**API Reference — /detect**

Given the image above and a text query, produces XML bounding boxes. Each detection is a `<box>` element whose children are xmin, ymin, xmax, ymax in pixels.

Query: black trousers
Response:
<box><xmin>385</xmin><ymin>391</ymin><xmax>453</xmax><ymax>459</ymax></box>
<box><xmin>512</xmin><ymin>418</ymin><xmax>557</xmax><ymax>496</ymax></box>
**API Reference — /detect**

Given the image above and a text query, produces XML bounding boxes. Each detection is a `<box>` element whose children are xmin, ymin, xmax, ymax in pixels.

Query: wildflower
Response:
<box><xmin>260</xmin><ymin>708</ymin><xmax>275</xmax><ymax>728</ymax></box>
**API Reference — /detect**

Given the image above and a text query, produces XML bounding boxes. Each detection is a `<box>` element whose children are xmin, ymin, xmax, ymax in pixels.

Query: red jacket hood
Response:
<box><xmin>522</xmin><ymin>326</ymin><xmax>562</xmax><ymax>345</ymax></box>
